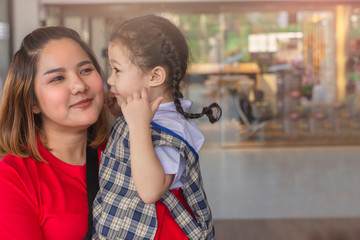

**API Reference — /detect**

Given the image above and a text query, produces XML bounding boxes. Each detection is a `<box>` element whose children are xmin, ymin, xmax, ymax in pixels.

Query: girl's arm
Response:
<box><xmin>120</xmin><ymin>88</ymin><xmax>173</xmax><ymax>204</ymax></box>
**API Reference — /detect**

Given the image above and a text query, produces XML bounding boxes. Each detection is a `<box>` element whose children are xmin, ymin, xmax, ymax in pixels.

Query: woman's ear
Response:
<box><xmin>149</xmin><ymin>66</ymin><xmax>166</xmax><ymax>87</ymax></box>
<box><xmin>32</xmin><ymin>105</ymin><xmax>41</xmax><ymax>114</ymax></box>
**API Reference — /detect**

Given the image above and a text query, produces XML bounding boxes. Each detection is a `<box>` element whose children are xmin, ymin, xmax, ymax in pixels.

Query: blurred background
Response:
<box><xmin>1</xmin><ymin>0</ymin><xmax>360</xmax><ymax>239</ymax></box>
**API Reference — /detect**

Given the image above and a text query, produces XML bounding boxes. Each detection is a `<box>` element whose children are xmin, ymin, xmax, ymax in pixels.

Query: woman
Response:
<box><xmin>0</xmin><ymin>26</ymin><xmax>109</xmax><ymax>240</ymax></box>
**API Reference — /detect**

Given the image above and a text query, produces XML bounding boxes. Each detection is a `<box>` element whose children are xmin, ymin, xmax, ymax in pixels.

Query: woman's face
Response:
<box><xmin>33</xmin><ymin>38</ymin><xmax>104</xmax><ymax>132</ymax></box>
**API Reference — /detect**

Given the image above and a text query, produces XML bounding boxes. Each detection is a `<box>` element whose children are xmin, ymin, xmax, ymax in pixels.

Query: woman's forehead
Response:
<box><xmin>37</xmin><ymin>38</ymin><xmax>89</xmax><ymax>71</ymax></box>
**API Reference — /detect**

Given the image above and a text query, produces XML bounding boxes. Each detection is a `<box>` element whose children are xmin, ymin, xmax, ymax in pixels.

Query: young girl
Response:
<box><xmin>92</xmin><ymin>14</ymin><xmax>221</xmax><ymax>240</ymax></box>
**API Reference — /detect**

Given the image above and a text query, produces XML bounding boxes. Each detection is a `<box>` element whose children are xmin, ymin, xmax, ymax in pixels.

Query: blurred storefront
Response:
<box><xmin>2</xmin><ymin>0</ymin><xmax>360</xmax><ymax>147</ymax></box>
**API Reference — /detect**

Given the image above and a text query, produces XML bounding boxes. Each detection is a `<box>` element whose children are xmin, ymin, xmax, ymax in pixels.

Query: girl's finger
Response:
<box><xmin>133</xmin><ymin>91</ymin><xmax>140</xmax><ymax>100</ymax></box>
<box><xmin>150</xmin><ymin>96</ymin><xmax>163</xmax><ymax>113</ymax></box>
<box><xmin>141</xmin><ymin>87</ymin><xmax>149</xmax><ymax>101</ymax></box>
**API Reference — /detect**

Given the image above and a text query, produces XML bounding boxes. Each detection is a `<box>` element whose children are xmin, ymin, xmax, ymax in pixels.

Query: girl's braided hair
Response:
<box><xmin>110</xmin><ymin>14</ymin><xmax>222</xmax><ymax>123</ymax></box>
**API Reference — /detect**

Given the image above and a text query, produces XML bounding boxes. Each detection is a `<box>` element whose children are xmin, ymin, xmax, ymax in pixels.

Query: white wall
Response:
<box><xmin>90</xmin><ymin>17</ymin><xmax>108</xmax><ymax>72</ymax></box>
<box><xmin>12</xmin><ymin>0</ymin><xmax>40</xmax><ymax>52</ymax></box>
<box><xmin>0</xmin><ymin>0</ymin><xmax>9</xmax><ymax>91</ymax></box>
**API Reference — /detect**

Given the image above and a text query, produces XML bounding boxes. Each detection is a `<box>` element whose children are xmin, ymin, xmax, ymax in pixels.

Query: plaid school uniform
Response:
<box><xmin>92</xmin><ymin>116</ymin><xmax>215</xmax><ymax>240</ymax></box>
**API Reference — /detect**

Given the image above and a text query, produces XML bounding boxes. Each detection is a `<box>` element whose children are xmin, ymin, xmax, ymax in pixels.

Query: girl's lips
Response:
<box><xmin>70</xmin><ymin>98</ymin><xmax>93</xmax><ymax>108</ymax></box>
<box><xmin>110</xmin><ymin>90</ymin><xmax>119</xmax><ymax>96</ymax></box>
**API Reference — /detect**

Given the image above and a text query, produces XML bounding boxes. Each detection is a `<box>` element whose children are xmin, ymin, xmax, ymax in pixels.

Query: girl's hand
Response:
<box><xmin>121</xmin><ymin>88</ymin><xmax>163</xmax><ymax>129</ymax></box>
<box><xmin>104</xmin><ymin>90</ymin><xmax>122</xmax><ymax>117</ymax></box>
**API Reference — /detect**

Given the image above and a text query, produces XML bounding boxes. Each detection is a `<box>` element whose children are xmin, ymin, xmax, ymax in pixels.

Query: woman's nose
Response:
<box><xmin>71</xmin><ymin>75</ymin><xmax>87</xmax><ymax>94</ymax></box>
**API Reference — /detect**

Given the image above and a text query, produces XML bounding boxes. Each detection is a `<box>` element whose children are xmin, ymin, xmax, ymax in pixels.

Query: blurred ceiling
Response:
<box><xmin>43</xmin><ymin>1</ymin><xmax>350</xmax><ymax>17</ymax></box>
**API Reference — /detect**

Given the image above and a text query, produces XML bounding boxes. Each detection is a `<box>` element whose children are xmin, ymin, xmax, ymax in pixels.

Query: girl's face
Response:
<box><xmin>33</xmin><ymin>38</ymin><xmax>104</xmax><ymax>132</ymax></box>
<box><xmin>107</xmin><ymin>41</ymin><xmax>151</xmax><ymax>105</ymax></box>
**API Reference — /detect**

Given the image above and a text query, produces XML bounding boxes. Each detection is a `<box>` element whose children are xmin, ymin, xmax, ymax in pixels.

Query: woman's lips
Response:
<box><xmin>70</xmin><ymin>98</ymin><xmax>93</xmax><ymax>108</ymax></box>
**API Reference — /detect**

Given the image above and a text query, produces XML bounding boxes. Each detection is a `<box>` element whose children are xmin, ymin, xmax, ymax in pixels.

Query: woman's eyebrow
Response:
<box><xmin>77</xmin><ymin>60</ymin><xmax>93</xmax><ymax>67</ymax></box>
<box><xmin>43</xmin><ymin>60</ymin><xmax>93</xmax><ymax>75</ymax></box>
<box><xmin>43</xmin><ymin>68</ymin><xmax>65</xmax><ymax>75</ymax></box>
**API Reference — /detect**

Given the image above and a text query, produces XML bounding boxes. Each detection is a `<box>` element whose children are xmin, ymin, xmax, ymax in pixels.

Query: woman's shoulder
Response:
<box><xmin>1</xmin><ymin>153</ymin><xmax>32</xmax><ymax>166</ymax></box>
<box><xmin>0</xmin><ymin>154</ymin><xmax>41</xmax><ymax>197</ymax></box>
<box><xmin>0</xmin><ymin>154</ymin><xmax>38</xmax><ymax>175</ymax></box>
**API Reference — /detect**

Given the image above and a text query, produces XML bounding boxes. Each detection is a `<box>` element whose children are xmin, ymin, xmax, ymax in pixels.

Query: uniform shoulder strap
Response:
<box><xmin>84</xmin><ymin>145</ymin><xmax>99</xmax><ymax>240</ymax></box>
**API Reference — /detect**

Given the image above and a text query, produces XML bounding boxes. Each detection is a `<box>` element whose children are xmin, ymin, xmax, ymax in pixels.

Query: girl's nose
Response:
<box><xmin>107</xmin><ymin>74</ymin><xmax>114</xmax><ymax>86</ymax></box>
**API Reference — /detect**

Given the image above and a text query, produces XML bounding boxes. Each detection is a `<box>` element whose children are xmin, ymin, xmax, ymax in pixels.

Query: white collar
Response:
<box><xmin>157</xmin><ymin>99</ymin><xmax>192</xmax><ymax>113</ymax></box>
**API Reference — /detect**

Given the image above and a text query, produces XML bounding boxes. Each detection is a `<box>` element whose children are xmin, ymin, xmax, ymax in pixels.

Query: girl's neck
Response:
<box><xmin>39</xmin><ymin>128</ymin><xmax>88</xmax><ymax>166</ymax></box>
<box><xmin>150</xmin><ymin>88</ymin><xmax>173</xmax><ymax>104</ymax></box>
<box><xmin>158</xmin><ymin>95</ymin><xmax>173</xmax><ymax>104</ymax></box>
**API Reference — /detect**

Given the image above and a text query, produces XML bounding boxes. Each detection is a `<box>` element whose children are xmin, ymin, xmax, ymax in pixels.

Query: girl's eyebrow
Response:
<box><xmin>43</xmin><ymin>60</ymin><xmax>93</xmax><ymax>76</ymax></box>
<box><xmin>110</xmin><ymin>59</ymin><xmax>120</xmax><ymax>65</ymax></box>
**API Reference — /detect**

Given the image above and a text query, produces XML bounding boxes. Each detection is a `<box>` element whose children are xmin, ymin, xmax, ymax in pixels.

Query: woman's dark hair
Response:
<box><xmin>0</xmin><ymin>26</ymin><xmax>109</xmax><ymax>161</ymax></box>
<box><xmin>110</xmin><ymin>14</ymin><xmax>222</xmax><ymax>123</ymax></box>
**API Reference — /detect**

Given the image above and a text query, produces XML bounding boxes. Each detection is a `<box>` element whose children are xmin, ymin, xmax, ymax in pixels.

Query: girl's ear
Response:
<box><xmin>149</xmin><ymin>66</ymin><xmax>166</xmax><ymax>87</ymax></box>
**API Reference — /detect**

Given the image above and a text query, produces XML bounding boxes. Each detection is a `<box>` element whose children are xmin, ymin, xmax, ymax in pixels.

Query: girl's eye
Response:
<box><xmin>113</xmin><ymin>68</ymin><xmax>120</xmax><ymax>73</ymax></box>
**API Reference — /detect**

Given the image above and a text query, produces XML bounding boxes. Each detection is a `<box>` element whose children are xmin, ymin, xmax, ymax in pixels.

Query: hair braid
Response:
<box><xmin>160</xmin><ymin>33</ymin><xmax>185</xmax><ymax>111</ymax></box>
<box><xmin>160</xmin><ymin>29</ymin><xmax>222</xmax><ymax>124</ymax></box>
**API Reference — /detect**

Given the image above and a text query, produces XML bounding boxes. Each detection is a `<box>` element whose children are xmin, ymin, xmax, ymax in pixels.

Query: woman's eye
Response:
<box><xmin>50</xmin><ymin>76</ymin><xmax>64</xmax><ymax>83</ymax></box>
<box><xmin>80</xmin><ymin>68</ymin><xmax>93</xmax><ymax>74</ymax></box>
<box><xmin>114</xmin><ymin>68</ymin><xmax>120</xmax><ymax>73</ymax></box>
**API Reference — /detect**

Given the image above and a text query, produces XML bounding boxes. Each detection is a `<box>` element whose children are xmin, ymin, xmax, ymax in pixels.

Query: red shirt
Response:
<box><xmin>0</xmin><ymin>142</ymin><xmax>104</xmax><ymax>240</ymax></box>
